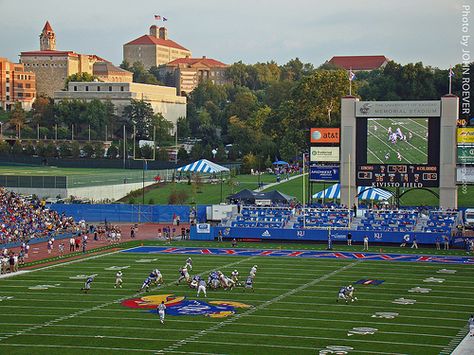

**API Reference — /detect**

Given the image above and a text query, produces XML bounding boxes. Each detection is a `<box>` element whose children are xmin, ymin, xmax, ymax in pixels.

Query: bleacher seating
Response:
<box><xmin>423</xmin><ymin>210</ymin><xmax>458</xmax><ymax>233</ymax></box>
<box><xmin>230</xmin><ymin>206</ymin><xmax>292</xmax><ymax>229</ymax></box>
<box><xmin>293</xmin><ymin>208</ymin><xmax>350</xmax><ymax>229</ymax></box>
<box><xmin>357</xmin><ymin>209</ymin><xmax>418</xmax><ymax>232</ymax></box>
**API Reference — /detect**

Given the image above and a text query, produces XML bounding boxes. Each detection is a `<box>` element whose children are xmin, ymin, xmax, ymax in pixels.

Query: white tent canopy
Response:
<box><xmin>176</xmin><ymin>159</ymin><xmax>230</xmax><ymax>174</ymax></box>
<box><xmin>312</xmin><ymin>183</ymin><xmax>392</xmax><ymax>201</ymax></box>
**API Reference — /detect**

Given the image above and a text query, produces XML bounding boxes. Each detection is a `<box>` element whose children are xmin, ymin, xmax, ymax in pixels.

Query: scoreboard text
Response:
<box><xmin>356</xmin><ymin>165</ymin><xmax>439</xmax><ymax>187</ymax></box>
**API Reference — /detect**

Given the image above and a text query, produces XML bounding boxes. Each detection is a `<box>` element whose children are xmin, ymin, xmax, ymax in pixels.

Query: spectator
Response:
<box><xmin>443</xmin><ymin>235</ymin><xmax>450</xmax><ymax>250</ymax></box>
<box><xmin>363</xmin><ymin>235</ymin><xmax>369</xmax><ymax>251</ymax></box>
<box><xmin>411</xmin><ymin>236</ymin><xmax>418</xmax><ymax>249</ymax></box>
<box><xmin>347</xmin><ymin>232</ymin><xmax>352</xmax><ymax>246</ymax></box>
<box><xmin>435</xmin><ymin>235</ymin><xmax>441</xmax><ymax>250</ymax></box>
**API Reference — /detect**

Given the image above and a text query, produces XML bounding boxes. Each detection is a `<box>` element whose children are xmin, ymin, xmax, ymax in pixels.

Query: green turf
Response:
<box><xmin>367</xmin><ymin>118</ymin><xmax>428</xmax><ymax>165</ymax></box>
<box><xmin>0</xmin><ymin>241</ymin><xmax>472</xmax><ymax>354</ymax></box>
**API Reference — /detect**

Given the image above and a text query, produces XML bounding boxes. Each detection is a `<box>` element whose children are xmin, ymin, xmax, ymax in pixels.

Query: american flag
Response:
<box><xmin>163</xmin><ymin>17</ymin><xmax>168</xmax><ymax>21</ymax></box>
<box><xmin>448</xmin><ymin>67</ymin><xmax>454</xmax><ymax>77</ymax></box>
<box><xmin>349</xmin><ymin>69</ymin><xmax>356</xmax><ymax>81</ymax></box>
<box><xmin>154</xmin><ymin>15</ymin><xmax>161</xmax><ymax>20</ymax></box>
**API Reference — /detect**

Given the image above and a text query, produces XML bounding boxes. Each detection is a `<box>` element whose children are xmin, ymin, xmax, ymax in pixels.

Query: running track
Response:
<box><xmin>122</xmin><ymin>246</ymin><xmax>474</xmax><ymax>264</ymax></box>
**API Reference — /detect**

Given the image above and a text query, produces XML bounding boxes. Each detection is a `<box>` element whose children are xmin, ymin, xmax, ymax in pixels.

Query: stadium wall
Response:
<box><xmin>191</xmin><ymin>226</ymin><xmax>445</xmax><ymax>245</ymax></box>
<box><xmin>48</xmin><ymin>204</ymin><xmax>191</xmax><ymax>223</ymax></box>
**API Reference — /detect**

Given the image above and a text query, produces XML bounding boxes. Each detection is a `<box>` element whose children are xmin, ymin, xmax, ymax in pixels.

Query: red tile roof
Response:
<box><xmin>43</xmin><ymin>21</ymin><xmax>53</xmax><ymax>32</ymax></box>
<box><xmin>167</xmin><ymin>57</ymin><xmax>227</xmax><ymax>67</ymax></box>
<box><xmin>328</xmin><ymin>55</ymin><xmax>389</xmax><ymax>70</ymax></box>
<box><xmin>124</xmin><ymin>35</ymin><xmax>189</xmax><ymax>51</ymax></box>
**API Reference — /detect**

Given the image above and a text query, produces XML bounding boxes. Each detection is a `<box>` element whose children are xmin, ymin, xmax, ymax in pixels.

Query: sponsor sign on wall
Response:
<box><xmin>310</xmin><ymin>128</ymin><xmax>340</xmax><ymax>143</ymax></box>
<box><xmin>310</xmin><ymin>147</ymin><xmax>340</xmax><ymax>162</ymax></box>
<box><xmin>457</xmin><ymin>166</ymin><xmax>474</xmax><ymax>183</ymax></box>
<box><xmin>309</xmin><ymin>164</ymin><xmax>340</xmax><ymax>181</ymax></box>
<box><xmin>458</xmin><ymin>145</ymin><xmax>474</xmax><ymax>164</ymax></box>
<box><xmin>457</xmin><ymin>128</ymin><xmax>474</xmax><ymax>143</ymax></box>
<box><xmin>196</xmin><ymin>223</ymin><xmax>211</xmax><ymax>234</ymax></box>
<box><xmin>355</xmin><ymin>101</ymin><xmax>441</xmax><ymax>117</ymax></box>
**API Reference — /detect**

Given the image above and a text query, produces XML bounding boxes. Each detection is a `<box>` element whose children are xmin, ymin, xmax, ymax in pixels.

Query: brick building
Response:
<box><xmin>0</xmin><ymin>57</ymin><xmax>36</xmax><ymax>111</ymax></box>
<box><xmin>123</xmin><ymin>26</ymin><xmax>191</xmax><ymax>69</ymax></box>
<box><xmin>20</xmin><ymin>21</ymin><xmax>130</xmax><ymax>97</ymax></box>
<box><xmin>159</xmin><ymin>56</ymin><xmax>228</xmax><ymax>95</ymax></box>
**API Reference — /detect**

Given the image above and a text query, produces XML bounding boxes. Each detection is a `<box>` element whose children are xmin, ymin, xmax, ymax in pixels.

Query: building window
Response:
<box><xmin>18</xmin><ymin>93</ymin><xmax>23</xmax><ymax>98</ymax></box>
<box><xmin>6</xmin><ymin>87</ymin><xmax>9</xmax><ymax>92</ymax></box>
<box><xmin>25</xmin><ymin>93</ymin><xmax>30</xmax><ymax>97</ymax></box>
<box><xmin>26</xmin><ymin>84</ymin><xmax>31</xmax><ymax>88</ymax></box>
<box><xmin>109</xmin><ymin>86</ymin><xmax>112</xmax><ymax>91</ymax></box>
<box><xmin>73</xmin><ymin>86</ymin><xmax>77</xmax><ymax>91</ymax></box>
<box><xmin>85</xmin><ymin>86</ymin><xmax>89</xmax><ymax>91</ymax></box>
<box><xmin>120</xmin><ymin>86</ymin><xmax>124</xmax><ymax>91</ymax></box>
<box><xmin>17</xmin><ymin>83</ymin><xmax>23</xmax><ymax>88</ymax></box>
<box><xmin>6</xmin><ymin>78</ymin><xmax>9</xmax><ymax>83</ymax></box>
<box><xmin>97</xmin><ymin>86</ymin><xmax>101</xmax><ymax>91</ymax></box>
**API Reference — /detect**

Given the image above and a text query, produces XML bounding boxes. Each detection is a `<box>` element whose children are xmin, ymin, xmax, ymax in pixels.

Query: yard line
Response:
<box><xmin>0</xmin><ymin>343</ymin><xmax>156</xmax><ymax>353</ymax></box>
<box><xmin>157</xmin><ymin>260</ymin><xmax>361</xmax><ymax>354</ymax></box>
<box><xmin>0</xmin><ymin>255</ymin><xmax>258</xmax><ymax>344</ymax></box>
<box><xmin>367</xmin><ymin>147</ymin><xmax>384</xmax><ymax>163</ymax></box>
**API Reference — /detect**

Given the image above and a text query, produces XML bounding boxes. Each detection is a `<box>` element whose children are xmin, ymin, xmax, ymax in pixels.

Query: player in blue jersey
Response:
<box><xmin>81</xmin><ymin>276</ymin><xmax>94</xmax><ymax>293</ymax></box>
<box><xmin>337</xmin><ymin>286</ymin><xmax>348</xmax><ymax>303</ymax></box>
<box><xmin>138</xmin><ymin>277</ymin><xmax>152</xmax><ymax>292</ymax></box>
<box><xmin>243</xmin><ymin>275</ymin><xmax>254</xmax><ymax>292</ymax></box>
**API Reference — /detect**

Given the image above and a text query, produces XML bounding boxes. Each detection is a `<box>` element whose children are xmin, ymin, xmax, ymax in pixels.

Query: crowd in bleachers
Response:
<box><xmin>357</xmin><ymin>209</ymin><xmax>419</xmax><ymax>232</ymax></box>
<box><xmin>0</xmin><ymin>188</ymin><xmax>78</xmax><ymax>245</ymax></box>
<box><xmin>424</xmin><ymin>210</ymin><xmax>459</xmax><ymax>233</ymax></box>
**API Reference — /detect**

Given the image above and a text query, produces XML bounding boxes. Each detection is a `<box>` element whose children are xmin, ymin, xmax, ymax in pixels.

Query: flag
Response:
<box><xmin>448</xmin><ymin>67</ymin><xmax>454</xmax><ymax>78</ymax></box>
<box><xmin>154</xmin><ymin>15</ymin><xmax>161</xmax><ymax>20</ymax></box>
<box><xmin>349</xmin><ymin>69</ymin><xmax>356</xmax><ymax>81</ymax></box>
<box><xmin>163</xmin><ymin>17</ymin><xmax>168</xmax><ymax>21</ymax></box>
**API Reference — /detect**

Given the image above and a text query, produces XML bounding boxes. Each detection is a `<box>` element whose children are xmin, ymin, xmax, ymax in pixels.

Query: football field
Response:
<box><xmin>0</xmin><ymin>246</ymin><xmax>472</xmax><ymax>354</ymax></box>
<box><xmin>367</xmin><ymin>118</ymin><xmax>428</xmax><ymax>165</ymax></box>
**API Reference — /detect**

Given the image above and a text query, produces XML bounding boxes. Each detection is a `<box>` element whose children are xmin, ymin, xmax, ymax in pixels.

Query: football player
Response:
<box><xmin>185</xmin><ymin>257</ymin><xmax>193</xmax><ymax>271</ymax></box>
<box><xmin>231</xmin><ymin>269</ymin><xmax>240</xmax><ymax>285</ymax></box>
<box><xmin>114</xmin><ymin>271</ymin><xmax>123</xmax><ymax>288</ymax></box>
<box><xmin>244</xmin><ymin>275</ymin><xmax>254</xmax><ymax>292</ymax></box>
<box><xmin>157</xmin><ymin>301</ymin><xmax>166</xmax><ymax>324</ymax></box>
<box><xmin>250</xmin><ymin>265</ymin><xmax>257</xmax><ymax>279</ymax></box>
<box><xmin>197</xmin><ymin>279</ymin><xmax>207</xmax><ymax>298</ymax></box>
<box><xmin>208</xmin><ymin>271</ymin><xmax>220</xmax><ymax>289</ymax></box>
<box><xmin>139</xmin><ymin>277</ymin><xmax>152</xmax><ymax>292</ymax></box>
<box><xmin>176</xmin><ymin>266</ymin><xmax>190</xmax><ymax>285</ymax></box>
<box><xmin>81</xmin><ymin>275</ymin><xmax>94</xmax><ymax>293</ymax></box>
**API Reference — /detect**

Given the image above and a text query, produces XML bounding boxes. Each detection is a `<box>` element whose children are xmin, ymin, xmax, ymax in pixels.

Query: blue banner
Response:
<box><xmin>191</xmin><ymin>226</ymin><xmax>444</xmax><ymax>245</ymax></box>
<box><xmin>309</xmin><ymin>164</ymin><xmax>340</xmax><ymax>181</ymax></box>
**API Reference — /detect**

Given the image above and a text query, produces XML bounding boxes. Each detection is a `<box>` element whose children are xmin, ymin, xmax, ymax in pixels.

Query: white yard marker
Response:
<box><xmin>423</xmin><ymin>277</ymin><xmax>445</xmax><ymax>283</ymax></box>
<box><xmin>135</xmin><ymin>259</ymin><xmax>158</xmax><ymax>263</ymax></box>
<box><xmin>408</xmin><ymin>287</ymin><xmax>432</xmax><ymax>293</ymax></box>
<box><xmin>371</xmin><ymin>312</ymin><xmax>399</xmax><ymax>319</ymax></box>
<box><xmin>392</xmin><ymin>298</ymin><xmax>416</xmax><ymax>305</ymax></box>
<box><xmin>0</xmin><ymin>296</ymin><xmax>13</xmax><ymax>302</ymax></box>
<box><xmin>69</xmin><ymin>274</ymin><xmax>98</xmax><ymax>280</ymax></box>
<box><xmin>28</xmin><ymin>284</ymin><xmax>61</xmax><ymax>290</ymax></box>
<box><xmin>437</xmin><ymin>269</ymin><xmax>457</xmax><ymax>274</ymax></box>
<box><xmin>104</xmin><ymin>266</ymin><xmax>130</xmax><ymax>271</ymax></box>
<box><xmin>347</xmin><ymin>327</ymin><xmax>378</xmax><ymax>336</ymax></box>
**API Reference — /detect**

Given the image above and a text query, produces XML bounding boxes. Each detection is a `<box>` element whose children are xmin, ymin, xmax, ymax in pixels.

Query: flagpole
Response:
<box><xmin>348</xmin><ymin>153</ymin><xmax>351</xmax><ymax>227</ymax></box>
<box><xmin>349</xmin><ymin>67</ymin><xmax>352</xmax><ymax>96</ymax></box>
<box><xmin>302</xmin><ymin>152</ymin><xmax>306</xmax><ymax>229</ymax></box>
<box><xmin>449</xmin><ymin>66</ymin><xmax>452</xmax><ymax>95</ymax></box>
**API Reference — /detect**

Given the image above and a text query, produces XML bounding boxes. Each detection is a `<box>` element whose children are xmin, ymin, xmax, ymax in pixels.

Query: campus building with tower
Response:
<box><xmin>20</xmin><ymin>21</ymin><xmax>132</xmax><ymax>97</ymax></box>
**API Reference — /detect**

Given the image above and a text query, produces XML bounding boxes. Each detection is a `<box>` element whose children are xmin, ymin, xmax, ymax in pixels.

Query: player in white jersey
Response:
<box><xmin>157</xmin><ymin>301</ymin><xmax>166</xmax><ymax>324</ymax></box>
<box><xmin>231</xmin><ymin>270</ymin><xmax>240</xmax><ymax>285</ymax></box>
<box><xmin>176</xmin><ymin>266</ymin><xmax>190</xmax><ymax>285</ymax></box>
<box><xmin>197</xmin><ymin>279</ymin><xmax>207</xmax><ymax>298</ymax></box>
<box><xmin>153</xmin><ymin>269</ymin><xmax>163</xmax><ymax>286</ymax></box>
<box><xmin>468</xmin><ymin>314</ymin><xmax>474</xmax><ymax>337</ymax></box>
<box><xmin>185</xmin><ymin>257</ymin><xmax>193</xmax><ymax>270</ymax></box>
<box><xmin>396</xmin><ymin>127</ymin><xmax>403</xmax><ymax>139</ymax></box>
<box><xmin>114</xmin><ymin>271</ymin><xmax>123</xmax><ymax>288</ymax></box>
<box><xmin>345</xmin><ymin>285</ymin><xmax>357</xmax><ymax>302</ymax></box>
<box><xmin>249</xmin><ymin>265</ymin><xmax>257</xmax><ymax>279</ymax></box>
<box><xmin>397</xmin><ymin>151</ymin><xmax>402</xmax><ymax>162</ymax></box>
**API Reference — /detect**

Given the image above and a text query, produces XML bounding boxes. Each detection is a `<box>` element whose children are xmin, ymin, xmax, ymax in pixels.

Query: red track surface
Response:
<box><xmin>7</xmin><ymin>223</ymin><xmax>190</xmax><ymax>266</ymax></box>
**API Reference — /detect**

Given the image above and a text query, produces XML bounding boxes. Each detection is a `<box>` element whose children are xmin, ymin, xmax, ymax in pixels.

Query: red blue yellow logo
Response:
<box><xmin>122</xmin><ymin>294</ymin><xmax>251</xmax><ymax>318</ymax></box>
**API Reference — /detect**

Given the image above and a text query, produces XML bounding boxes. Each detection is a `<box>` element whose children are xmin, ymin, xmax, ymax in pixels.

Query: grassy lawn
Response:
<box><xmin>0</xmin><ymin>240</ymin><xmax>471</xmax><ymax>354</ymax></box>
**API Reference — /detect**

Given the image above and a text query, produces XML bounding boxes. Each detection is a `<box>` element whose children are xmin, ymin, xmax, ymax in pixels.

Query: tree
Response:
<box><xmin>31</xmin><ymin>95</ymin><xmax>54</xmax><ymax>126</ymax></box>
<box><xmin>106</xmin><ymin>144</ymin><xmax>119</xmax><ymax>159</ymax></box>
<box><xmin>9</xmin><ymin>102</ymin><xmax>26</xmax><ymax>136</ymax></box>
<box><xmin>242</xmin><ymin>153</ymin><xmax>258</xmax><ymax>173</ymax></box>
<box><xmin>123</xmin><ymin>99</ymin><xmax>155</xmax><ymax>139</ymax></box>
<box><xmin>64</xmin><ymin>72</ymin><xmax>98</xmax><ymax>88</ymax></box>
<box><xmin>177</xmin><ymin>147</ymin><xmax>189</xmax><ymax>161</ymax></box>
<box><xmin>71</xmin><ymin>141</ymin><xmax>80</xmax><ymax>158</ymax></box>
<box><xmin>177</xmin><ymin>116</ymin><xmax>190</xmax><ymax>139</ymax></box>
<box><xmin>153</xmin><ymin>113</ymin><xmax>173</xmax><ymax>143</ymax></box>
<box><xmin>58</xmin><ymin>142</ymin><xmax>72</xmax><ymax>158</ymax></box>
<box><xmin>11</xmin><ymin>141</ymin><xmax>23</xmax><ymax>155</ymax></box>
<box><xmin>82</xmin><ymin>143</ymin><xmax>95</xmax><ymax>158</ymax></box>
<box><xmin>129</xmin><ymin>61</ymin><xmax>159</xmax><ymax>84</ymax></box>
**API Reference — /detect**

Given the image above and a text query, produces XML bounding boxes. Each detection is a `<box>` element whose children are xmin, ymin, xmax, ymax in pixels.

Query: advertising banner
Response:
<box><xmin>355</xmin><ymin>101</ymin><xmax>441</xmax><ymax>117</ymax></box>
<box><xmin>457</xmin><ymin>128</ymin><xmax>474</xmax><ymax>143</ymax></box>
<box><xmin>309</xmin><ymin>164</ymin><xmax>340</xmax><ymax>181</ymax></box>
<box><xmin>457</xmin><ymin>145</ymin><xmax>474</xmax><ymax>164</ymax></box>
<box><xmin>310</xmin><ymin>147</ymin><xmax>340</xmax><ymax>162</ymax></box>
<box><xmin>310</xmin><ymin>128</ymin><xmax>340</xmax><ymax>143</ymax></box>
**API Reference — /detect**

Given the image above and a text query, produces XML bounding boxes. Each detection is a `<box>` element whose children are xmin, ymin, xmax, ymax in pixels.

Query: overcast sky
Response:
<box><xmin>0</xmin><ymin>0</ymin><xmax>465</xmax><ymax>69</ymax></box>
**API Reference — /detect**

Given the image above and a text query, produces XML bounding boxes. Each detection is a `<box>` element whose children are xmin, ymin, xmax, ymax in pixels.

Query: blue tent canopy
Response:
<box><xmin>312</xmin><ymin>183</ymin><xmax>392</xmax><ymax>201</ymax></box>
<box><xmin>272</xmin><ymin>160</ymin><xmax>289</xmax><ymax>165</ymax></box>
<box><xmin>176</xmin><ymin>159</ymin><xmax>230</xmax><ymax>174</ymax></box>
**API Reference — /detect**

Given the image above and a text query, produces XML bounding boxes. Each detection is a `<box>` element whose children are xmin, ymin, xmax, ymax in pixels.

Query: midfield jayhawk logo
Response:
<box><xmin>122</xmin><ymin>294</ymin><xmax>251</xmax><ymax>318</ymax></box>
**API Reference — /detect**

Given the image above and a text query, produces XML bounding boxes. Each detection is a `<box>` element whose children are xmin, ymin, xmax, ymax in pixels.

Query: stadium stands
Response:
<box><xmin>231</xmin><ymin>206</ymin><xmax>292</xmax><ymax>228</ymax></box>
<box><xmin>293</xmin><ymin>208</ymin><xmax>350</xmax><ymax>229</ymax></box>
<box><xmin>424</xmin><ymin>210</ymin><xmax>459</xmax><ymax>233</ymax></box>
<box><xmin>0</xmin><ymin>188</ymin><xmax>78</xmax><ymax>245</ymax></box>
<box><xmin>357</xmin><ymin>209</ymin><xmax>419</xmax><ymax>232</ymax></box>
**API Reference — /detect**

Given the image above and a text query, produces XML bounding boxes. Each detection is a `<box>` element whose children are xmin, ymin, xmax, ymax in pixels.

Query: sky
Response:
<box><xmin>0</xmin><ymin>0</ymin><xmax>465</xmax><ymax>69</ymax></box>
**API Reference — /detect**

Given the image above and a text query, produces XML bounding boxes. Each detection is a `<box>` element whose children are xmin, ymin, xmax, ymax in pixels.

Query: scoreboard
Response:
<box><xmin>356</xmin><ymin>164</ymin><xmax>439</xmax><ymax>187</ymax></box>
